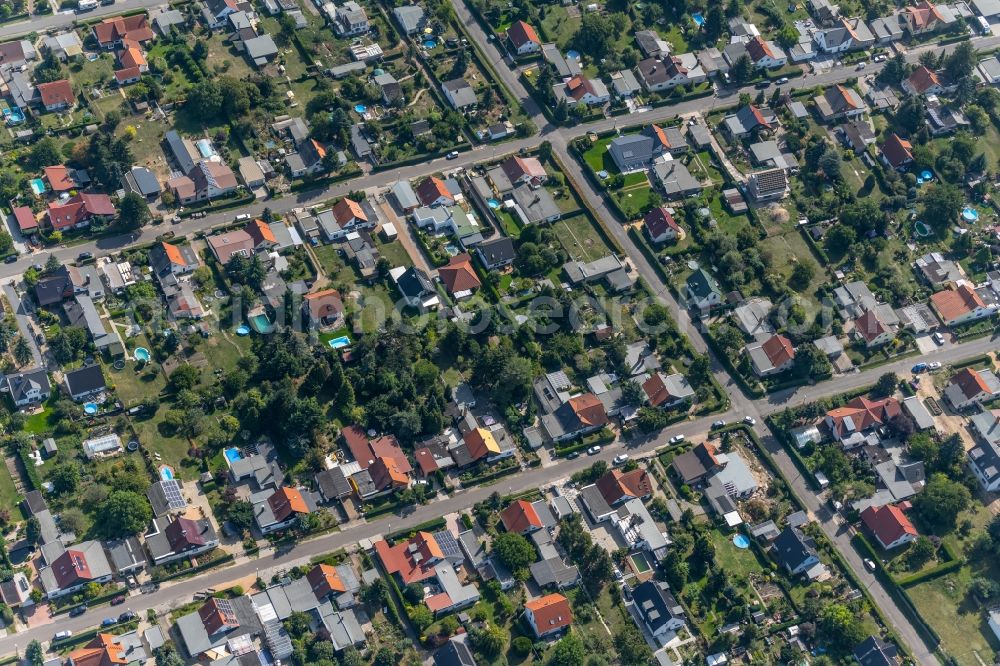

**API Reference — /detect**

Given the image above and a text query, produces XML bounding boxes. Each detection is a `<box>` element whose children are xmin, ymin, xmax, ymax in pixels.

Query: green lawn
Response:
<box><xmin>0</xmin><ymin>465</ymin><xmax>20</xmax><ymax>512</ymax></box>
<box><xmin>374</xmin><ymin>237</ymin><xmax>413</xmax><ymax>268</ymax></box>
<box><xmin>710</xmin><ymin>529</ymin><xmax>766</xmax><ymax>579</ymax></box>
<box><xmin>551</xmin><ymin>214</ymin><xmax>612</xmax><ymax>262</ymax></box>
<box><xmin>538</xmin><ymin>5</ymin><xmax>578</xmax><ymax>48</ymax></box>
<box><xmin>581</xmin><ymin>137</ymin><xmax>648</xmax><ymax>186</ymax></box>
<box><xmin>69</xmin><ymin>52</ymin><xmax>115</xmax><ymax>90</ymax></box>
<box><xmin>759</xmin><ymin>231</ymin><xmax>827</xmax><ymax>297</ymax></box>
<box><xmin>908</xmin><ymin>568</ymin><xmax>999</xmax><ymax>666</ymax></box>
<box><xmin>612</xmin><ymin>182</ymin><xmax>654</xmax><ymax>220</ymax></box>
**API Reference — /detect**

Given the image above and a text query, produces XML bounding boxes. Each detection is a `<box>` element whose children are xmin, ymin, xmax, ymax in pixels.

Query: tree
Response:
<box><xmin>100</xmin><ymin>490</ymin><xmax>152</xmax><ymax>537</ymax></box>
<box><xmin>51</xmin><ymin>463</ymin><xmax>80</xmax><ymax>494</ymax></box>
<box><xmin>703</xmin><ymin>5</ymin><xmax>724</xmax><ymax>41</ymax></box>
<box><xmin>818</xmin><ymin>603</ymin><xmax>867</xmax><ymax>647</ymax></box>
<box><xmin>873</xmin><ymin>372</ymin><xmax>899</xmax><ymax>398</ymax></box>
<box><xmin>944</xmin><ymin>40</ymin><xmax>975</xmax><ymax>82</ymax></box>
<box><xmin>907</xmin><ymin>536</ymin><xmax>935</xmax><ymax>568</ymax></box>
<box><xmin>824</xmin><ymin>224</ymin><xmax>856</xmax><ymax>256</ymax></box>
<box><xmin>168</xmin><ymin>364</ymin><xmax>201</xmax><ymax>392</ymax></box>
<box><xmin>731</xmin><ymin>55</ymin><xmax>754</xmax><ymax>84</ymax></box>
<box><xmin>913</xmin><ymin>473</ymin><xmax>970</xmax><ymax>531</ymax></box>
<box><xmin>549</xmin><ymin>634</ymin><xmax>585</xmax><ymax>666</ymax></box>
<box><xmin>25</xmin><ymin>641</ymin><xmax>44</xmax><ymax>666</ymax></box>
<box><xmin>572</xmin><ymin>13</ymin><xmax>625</xmax><ymax>60</ymax></box>
<box><xmin>921</xmin><ymin>182</ymin><xmax>963</xmax><ymax>234</ymax></box>
<box><xmin>118</xmin><ymin>192</ymin><xmax>151</xmax><ymax>230</ymax></box>
<box><xmin>538</xmin><ymin>140</ymin><xmax>553</xmax><ymax>163</ymax></box>
<box><xmin>403</xmin><ymin>582</ymin><xmax>424</xmax><ymax>604</ymax></box>
<box><xmin>12</xmin><ymin>335</ymin><xmax>31</xmax><ymax>367</ymax></box>
<box><xmin>614</xmin><ymin>623</ymin><xmax>652</xmax><ymax>666</ymax></box>
<box><xmin>227</xmin><ymin>499</ymin><xmax>255</xmax><ymax>534</ymax></box>
<box><xmin>49</xmin><ymin>326</ymin><xmax>88</xmax><ymax>363</ymax></box>
<box><xmin>59</xmin><ymin>507</ymin><xmax>86</xmax><ymax>535</ymax></box>
<box><xmin>471</xmin><ymin>624</ymin><xmax>507</xmax><ymax>657</ymax></box>
<box><xmin>28</xmin><ymin>136</ymin><xmax>62</xmax><ymax>169</ymax></box>
<box><xmin>789</xmin><ymin>260</ymin><xmax>816</xmax><ymax>292</ymax></box>
<box><xmin>493</xmin><ymin>532</ymin><xmax>536</xmax><ymax>571</ymax></box>
<box><xmin>817</xmin><ymin>146</ymin><xmax>842</xmax><ymax>181</ymax></box>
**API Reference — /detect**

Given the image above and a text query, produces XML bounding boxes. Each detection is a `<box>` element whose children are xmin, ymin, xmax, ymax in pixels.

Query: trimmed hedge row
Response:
<box><xmin>151</xmin><ymin>552</ymin><xmax>234</xmax><ymax>583</ymax></box>
<box><xmin>553</xmin><ymin>427</ymin><xmax>616</xmax><ymax>457</ymax></box>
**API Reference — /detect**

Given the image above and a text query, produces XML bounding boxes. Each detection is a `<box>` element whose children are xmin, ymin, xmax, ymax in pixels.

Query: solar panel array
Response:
<box><xmin>434</xmin><ymin>530</ymin><xmax>462</xmax><ymax>561</ymax></box>
<box><xmin>160</xmin><ymin>479</ymin><xmax>186</xmax><ymax>510</ymax></box>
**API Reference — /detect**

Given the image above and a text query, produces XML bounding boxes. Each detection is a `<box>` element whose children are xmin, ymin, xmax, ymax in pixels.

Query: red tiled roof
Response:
<box><xmin>44</xmin><ymin>165</ymin><xmax>74</xmax><ymax>191</ymax></box>
<box><xmin>114</xmin><ymin>67</ymin><xmax>142</xmax><ymax>83</ymax></box>
<box><xmin>746</xmin><ymin>36</ymin><xmax>774</xmax><ymax>62</ymax></box>
<box><xmin>304</xmin><ymin>288</ymin><xmax>343</xmax><ymax>322</ymax></box>
<box><xmin>198</xmin><ymin>598</ymin><xmax>238</xmax><ymax>635</ymax></box>
<box><xmin>369</xmin><ymin>456</ymin><xmax>409</xmax><ymax>490</ymax></box>
<box><xmin>761</xmin><ymin>334</ymin><xmax>795</xmax><ymax>368</ymax></box>
<box><xmin>595</xmin><ymin>468</ymin><xmax>652</xmax><ymax>504</ymax></box>
<box><xmin>47</xmin><ymin>193</ymin><xmax>115</xmax><ymax>230</ymax></box>
<box><xmin>439</xmin><ymin>253</ymin><xmax>481</xmax><ymax>295</ymax></box>
<box><xmin>374</xmin><ymin>531</ymin><xmax>444</xmax><ymax>584</ymax></box>
<box><xmin>268</xmin><ymin>487</ymin><xmax>310</xmax><ymax>522</ymax></box>
<box><xmin>949</xmin><ymin>367</ymin><xmax>992</xmax><ymax>401</ymax></box>
<box><xmin>880</xmin><ymin>133</ymin><xmax>913</xmax><ymax>168</ymax></box>
<box><xmin>568</xmin><ymin>393</ymin><xmax>608</xmax><ymax>428</ymax></box>
<box><xmin>861</xmin><ymin>504</ymin><xmax>917</xmax><ymax>547</ymax></box>
<box><xmin>68</xmin><ymin>635</ymin><xmax>128</xmax><ymax>666</ymax></box>
<box><xmin>94</xmin><ymin>15</ymin><xmax>154</xmax><ymax>46</ymax></box>
<box><xmin>906</xmin><ymin>1</ymin><xmax>944</xmax><ymax>29</ymax></box>
<box><xmin>931</xmin><ymin>284</ymin><xmax>985</xmax><ymax>323</ymax></box>
<box><xmin>332</xmin><ymin>197</ymin><xmax>367</xmax><ymax>226</ymax></box>
<box><xmin>306</xmin><ymin>563</ymin><xmax>347</xmax><ymax>599</ymax></box>
<box><xmin>525</xmin><ymin>593</ymin><xmax>572</xmax><ymax>634</ymax></box>
<box><xmin>826</xmin><ymin>396</ymin><xmax>902</xmax><ymax>437</ymax></box>
<box><xmin>907</xmin><ymin>66</ymin><xmax>940</xmax><ymax>94</ymax></box>
<box><xmin>246</xmin><ymin>218</ymin><xmax>276</xmax><ymax>247</ymax></box>
<box><xmin>500</xmin><ymin>499</ymin><xmax>543</xmax><ymax>533</ymax></box>
<box><xmin>414</xmin><ymin>447</ymin><xmax>440</xmax><ymax>474</ymax></box>
<box><xmin>854</xmin><ymin>310</ymin><xmax>887</xmax><ymax>343</ymax></box>
<box><xmin>643</xmin><ymin>207</ymin><xmax>680</xmax><ymax>240</ymax></box>
<box><xmin>506</xmin><ymin>20</ymin><xmax>539</xmax><ymax>48</ymax></box>
<box><xmin>37</xmin><ymin>79</ymin><xmax>73</xmax><ymax>108</ymax></box>
<box><xmin>501</xmin><ymin>155</ymin><xmax>546</xmax><ymax>183</ymax></box>
<box><xmin>51</xmin><ymin>548</ymin><xmax>93</xmax><ymax>589</ymax></box>
<box><xmin>416</xmin><ymin>176</ymin><xmax>453</xmax><ymax>206</ymax></box>
<box><xmin>12</xmin><ymin>206</ymin><xmax>36</xmax><ymax>231</ymax></box>
<box><xmin>165</xmin><ymin>516</ymin><xmax>206</xmax><ymax>551</ymax></box>
<box><xmin>342</xmin><ymin>425</ymin><xmax>412</xmax><ymax>474</ymax></box>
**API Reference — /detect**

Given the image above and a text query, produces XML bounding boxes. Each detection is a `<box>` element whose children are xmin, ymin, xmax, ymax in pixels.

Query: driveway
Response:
<box><xmin>2</xmin><ymin>283</ymin><xmax>43</xmax><ymax>367</ymax></box>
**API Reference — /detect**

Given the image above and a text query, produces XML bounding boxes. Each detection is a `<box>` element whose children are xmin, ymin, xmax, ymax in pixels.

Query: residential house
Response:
<box><xmin>842</xmin><ymin>16</ymin><xmax>876</xmax><ymax>48</ymax></box>
<box><xmin>903</xmin><ymin>0</ymin><xmax>948</xmax><ymax>34</ymax></box>
<box><xmin>808</xmin><ymin>0</ymin><xmax>840</xmax><ymax>24</ymax></box>
<box><xmin>855</xmin><ymin>309</ymin><xmax>895</xmax><ymax>348</ymax></box>
<box><xmin>643</xmin><ymin>206</ymin><xmax>681</xmax><ymax>243</ymax></box>
<box><xmin>500</xmin><ymin>500</ymin><xmax>546</xmax><ymax>535</ymax></box>
<box><xmin>925</xmin><ymin>96</ymin><xmax>969</xmax><ymax>136</ymax></box>
<box><xmin>207</xmin><ymin>229</ymin><xmax>255</xmax><ymax>265</ymax></box>
<box><xmin>47</xmin><ymin>193</ymin><xmax>115</xmax><ymax>231</ymax></box>
<box><xmin>442</xmin><ymin>78</ymin><xmax>477</xmax><ymax>110</ymax></box>
<box><xmin>628</xmin><ymin>581</ymin><xmax>687</xmax><ymax>640</ymax></box>
<box><xmin>501</xmin><ymin>155</ymin><xmax>547</xmax><ymax>187</ymax></box>
<box><xmin>943</xmin><ymin>367</ymin><xmax>1000</xmax><ymax>410</ymax></box>
<box><xmin>63</xmin><ymin>365</ymin><xmax>106</xmax><ymax>402</ymax></box>
<box><xmin>333</xmin><ymin>1</ymin><xmax>369</xmax><ymax>35</ymax></box>
<box><xmin>813</xmin><ymin>84</ymin><xmax>867</xmax><ymax>122</ymax></box>
<box><xmin>253</xmin><ymin>486</ymin><xmax>316</xmax><ymax>534</ymax></box>
<box><xmin>93</xmin><ymin>15</ymin><xmax>155</xmax><ymax>49</ymax></box>
<box><xmin>286</xmin><ymin>138</ymin><xmax>329</xmax><ymax>177</ymax></box>
<box><xmin>813</xmin><ymin>24</ymin><xmax>854</xmax><ymax>52</ymax></box>
<box><xmin>685</xmin><ymin>268</ymin><xmax>722</xmax><ymax>310</ymax></box>
<box><xmin>746</xmin><ymin>168</ymin><xmax>790</xmax><ymax>202</ymax></box>
<box><xmin>146</xmin><ymin>515</ymin><xmax>219</xmax><ymax>565</ymax></box>
<box><xmin>771</xmin><ymin>527</ymin><xmax>824</xmax><ymax>578</ymax></box>
<box><xmin>747</xmin><ymin>334</ymin><xmax>796</xmax><ymax>376</ymax></box>
<box><xmin>37</xmin><ymin>79</ymin><xmax>74</xmax><ymax>112</ymax></box>
<box><xmin>610</xmin><ymin>69</ymin><xmax>642</xmax><ymax>98</ymax></box>
<box><xmin>393</xmin><ymin>266</ymin><xmax>438</xmax><ymax>309</ymax></box>
<box><xmin>123</xmin><ymin>166</ymin><xmax>161</xmax><ymax>201</ymax></box>
<box><xmin>930</xmin><ymin>283</ymin><xmax>996</xmax><ymax>326</ymax></box>
<box><xmin>968</xmin><ymin>409</ymin><xmax>1000</xmax><ymax>491</ymax></box>
<box><xmin>416</xmin><ymin>176</ymin><xmax>456</xmax><ymax>207</ymax></box>
<box><xmin>524</xmin><ymin>594</ymin><xmax>572</xmax><ymax>638</ymax></box>
<box><xmin>723</xmin><ymin>105</ymin><xmax>779</xmax><ymax>138</ymax></box>
<box><xmin>825</xmin><ymin>396</ymin><xmax>902</xmax><ymax>442</ymax></box>
<box><xmin>860</xmin><ymin>504</ymin><xmax>917</xmax><ymax>550</ymax></box>
<box><xmin>4</xmin><ymin>369</ymin><xmax>50</xmax><ymax>407</ymax></box>
<box><xmin>553</xmin><ymin>75</ymin><xmax>610</xmax><ymax>106</ymax></box>
<box><xmin>853</xmin><ymin>637</ymin><xmax>901</xmax><ymax>666</ymax></box>
<box><xmin>902</xmin><ymin>66</ymin><xmax>945</xmax><ymax>96</ymax></box>
<box><xmin>476</xmin><ymin>236</ymin><xmax>516</xmax><ymax>270</ymax></box>
<box><xmin>12</xmin><ymin>206</ymin><xmax>37</xmax><ymax>234</ymax></box>
<box><xmin>561</xmin><ymin>255</ymin><xmax>633</xmax><ymax>292</ymax></box>
<box><xmin>506</xmin><ymin>20</ymin><xmax>540</xmax><ymax>55</ymax></box>
<box><xmin>654</xmin><ymin>160</ymin><xmax>701</xmax><ymax>199</ymax></box>
<box><xmin>671</xmin><ymin>442</ymin><xmax>725</xmax><ymax>486</ymax></box>
<box><xmin>174</xmin><ymin>597</ymin><xmax>261</xmax><ymax>658</ymax></box>
<box><xmin>870</xmin><ymin>15</ymin><xmax>904</xmax><ymax>42</ymax></box>
<box><xmin>578</xmin><ymin>467</ymin><xmax>654</xmax><ymax>522</ymax></box>
<box><xmin>642</xmin><ymin>371</ymin><xmax>694</xmax><ymax>408</ymax></box>
<box><xmin>39</xmin><ymin>541</ymin><xmax>114</xmax><ymax>599</ymax></box>
<box><xmin>730</xmin><ymin>36</ymin><xmax>787</xmax><ymax>69</ymax></box>
<box><xmin>392</xmin><ymin>5</ymin><xmax>425</xmax><ymax>34</ymax></box>
<box><xmin>635</xmin><ymin>29</ymin><xmax>670</xmax><ymax>57</ymax></box>
<box><xmin>435</xmin><ymin>636</ymin><xmax>476</xmax><ymax>666</ymax></box>
<box><xmin>439</xmin><ymin>254</ymin><xmax>481</xmax><ymax>299</ymax></box>
<box><xmin>303</xmin><ymin>289</ymin><xmax>344</xmax><ymax>331</ymax></box>
<box><xmin>636</xmin><ymin>53</ymin><xmax>706</xmax><ymax>92</ymax></box>
<box><xmin>540</xmin><ymin>392</ymin><xmax>608</xmax><ymax>443</ymax></box>
<box><xmin>879</xmin><ymin>133</ymin><xmax>913</xmax><ymax>170</ymax></box>
<box><xmin>837</xmin><ymin>120</ymin><xmax>877</xmax><ymax>153</ymax></box>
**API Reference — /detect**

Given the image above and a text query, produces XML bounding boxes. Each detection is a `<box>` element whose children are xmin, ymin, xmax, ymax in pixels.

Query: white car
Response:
<box><xmin>587</xmin><ymin>445</ymin><xmax>602</xmax><ymax>455</ymax></box>
<box><xmin>711</xmin><ymin>420</ymin><xmax>726</xmax><ymax>429</ymax></box>
<box><xmin>864</xmin><ymin>558</ymin><xmax>876</xmax><ymax>572</ymax></box>
<box><xmin>669</xmin><ymin>434</ymin><xmax>685</xmax><ymax>444</ymax></box>
<box><xmin>928</xmin><ymin>361</ymin><xmax>942</xmax><ymax>370</ymax></box>
<box><xmin>613</xmin><ymin>454</ymin><xmax>629</xmax><ymax>465</ymax></box>
<box><xmin>933</xmin><ymin>332</ymin><xmax>945</xmax><ymax>345</ymax></box>
<box><xmin>55</xmin><ymin>631</ymin><xmax>73</xmax><ymax>640</ymax></box>
<box><xmin>743</xmin><ymin>416</ymin><xmax>757</xmax><ymax>426</ymax></box>
<box><xmin>446</xmin><ymin>151</ymin><xmax>460</xmax><ymax>160</ymax></box>
<box><xmin>873</xmin><ymin>54</ymin><xmax>887</xmax><ymax>63</ymax></box>
<box><xmin>856</xmin><ymin>62</ymin><xmax>866</xmax><ymax>70</ymax></box>
<box><xmin>777</xmin><ymin>77</ymin><xmax>789</xmax><ymax>84</ymax></box>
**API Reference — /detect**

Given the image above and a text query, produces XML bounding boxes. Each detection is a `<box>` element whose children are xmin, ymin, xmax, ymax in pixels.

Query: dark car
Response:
<box><xmin>110</xmin><ymin>595</ymin><xmax>126</xmax><ymax>606</ymax></box>
<box><xmin>566</xmin><ymin>451</ymin><xmax>580</xmax><ymax>460</ymax></box>
<box><xmin>118</xmin><ymin>611</ymin><xmax>138</xmax><ymax>623</ymax></box>
<box><xmin>4</xmin><ymin>255</ymin><xmax>16</xmax><ymax>264</ymax></box>
<box><xmin>101</xmin><ymin>618</ymin><xmax>117</xmax><ymax>627</ymax></box>
<box><xmin>77</xmin><ymin>251</ymin><xmax>94</xmax><ymax>262</ymax></box>
<box><xmin>68</xmin><ymin>605</ymin><xmax>87</xmax><ymax>617</ymax></box>
<box><xmin>754</xmin><ymin>81</ymin><xmax>770</xmax><ymax>89</ymax></box>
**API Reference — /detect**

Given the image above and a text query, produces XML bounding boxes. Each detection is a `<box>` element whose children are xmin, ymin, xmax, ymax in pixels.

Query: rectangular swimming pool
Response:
<box><xmin>224</xmin><ymin>447</ymin><xmax>242</xmax><ymax>463</ymax></box>
<box><xmin>328</xmin><ymin>335</ymin><xmax>351</xmax><ymax>350</ymax></box>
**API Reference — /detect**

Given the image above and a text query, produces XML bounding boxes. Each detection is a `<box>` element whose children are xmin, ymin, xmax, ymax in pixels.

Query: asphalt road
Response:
<box><xmin>0</xmin><ymin>0</ymin><xmax>165</xmax><ymax>41</ymax></box>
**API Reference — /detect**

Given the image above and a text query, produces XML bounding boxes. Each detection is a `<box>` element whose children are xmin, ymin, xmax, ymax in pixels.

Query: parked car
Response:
<box><xmin>711</xmin><ymin>420</ymin><xmax>726</xmax><ymax>429</ymax></box>
<box><xmin>743</xmin><ymin>416</ymin><xmax>756</xmax><ymax>426</ymax></box>
<box><xmin>77</xmin><ymin>251</ymin><xmax>93</xmax><ymax>262</ymax></box>
<box><xmin>933</xmin><ymin>332</ymin><xmax>945</xmax><ymax>345</ymax></box>
<box><xmin>864</xmin><ymin>558</ymin><xmax>876</xmax><ymax>572</ymax></box>
<box><xmin>586</xmin><ymin>445</ymin><xmax>602</xmax><ymax>455</ymax></box>
<box><xmin>118</xmin><ymin>611</ymin><xmax>138</xmax><ymax>623</ymax></box>
<box><xmin>4</xmin><ymin>255</ymin><xmax>16</xmax><ymax>264</ymax></box>
<box><xmin>754</xmin><ymin>80</ymin><xmax>770</xmax><ymax>89</ymax></box>
<box><xmin>855</xmin><ymin>62</ymin><xmax>866</xmax><ymax>70</ymax></box>
<box><xmin>54</xmin><ymin>631</ymin><xmax>73</xmax><ymax>640</ymax></box>
<box><xmin>777</xmin><ymin>77</ymin><xmax>789</xmax><ymax>84</ymax></box>
<box><xmin>566</xmin><ymin>451</ymin><xmax>581</xmax><ymax>460</ymax></box>
<box><xmin>928</xmin><ymin>361</ymin><xmax>942</xmax><ymax>370</ymax></box>
<box><xmin>669</xmin><ymin>434</ymin><xmax>685</xmax><ymax>444</ymax></box>
<box><xmin>912</xmin><ymin>363</ymin><xmax>928</xmax><ymax>373</ymax></box>
<box><xmin>170</xmin><ymin>215</ymin><xmax>181</xmax><ymax>224</ymax></box>
<box><xmin>446</xmin><ymin>151</ymin><xmax>459</xmax><ymax>160</ymax></box>
<box><xmin>612</xmin><ymin>454</ymin><xmax>629</xmax><ymax>465</ymax></box>
<box><xmin>101</xmin><ymin>618</ymin><xmax>117</xmax><ymax>627</ymax></box>
<box><xmin>873</xmin><ymin>54</ymin><xmax>886</xmax><ymax>63</ymax></box>
<box><xmin>69</xmin><ymin>605</ymin><xmax>87</xmax><ymax>617</ymax></box>
<box><xmin>234</xmin><ymin>213</ymin><xmax>250</xmax><ymax>222</ymax></box>
<box><xmin>110</xmin><ymin>595</ymin><xmax>126</xmax><ymax>606</ymax></box>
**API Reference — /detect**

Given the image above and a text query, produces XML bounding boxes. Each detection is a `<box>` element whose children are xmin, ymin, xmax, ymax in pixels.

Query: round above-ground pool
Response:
<box><xmin>83</xmin><ymin>402</ymin><xmax>98</xmax><ymax>415</ymax></box>
<box><xmin>914</xmin><ymin>220</ymin><xmax>932</xmax><ymax>236</ymax></box>
<box><xmin>134</xmin><ymin>347</ymin><xmax>150</xmax><ymax>362</ymax></box>
<box><xmin>733</xmin><ymin>534</ymin><xmax>751</xmax><ymax>549</ymax></box>
<box><xmin>354</xmin><ymin>104</ymin><xmax>367</xmax><ymax>114</ymax></box>
<box><xmin>487</xmin><ymin>198</ymin><xmax>500</xmax><ymax>208</ymax></box>
<box><xmin>236</xmin><ymin>325</ymin><xmax>250</xmax><ymax>336</ymax></box>
<box><xmin>962</xmin><ymin>207</ymin><xmax>980</xmax><ymax>222</ymax></box>
<box><xmin>566</xmin><ymin>49</ymin><xmax>580</xmax><ymax>60</ymax></box>
<box><xmin>423</xmin><ymin>39</ymin><xmax>437</xmax><ymax>48</ymax></box>
<box><xmin>921</xmin><ymin>170</ymin><xmax>933</xmax><ymax>181</ymax></box>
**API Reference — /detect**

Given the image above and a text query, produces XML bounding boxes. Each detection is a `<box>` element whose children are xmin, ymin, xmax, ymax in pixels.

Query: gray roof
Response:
<box><xmin>608</xmin><ymin>134</ymin><xmax>655</xmax><ymax>171</ymax></box>
<box><xmin>147</xmin><ymin>479</ymin><xmax>187</xmax><ymax>516</ymax></box>
<box><xmin>319</xmin><ymin>603</ymin><xmax>365</xmax><ymax>651</ymax></box>
<box><xmin>654</xmin><ymin>160</ymin><xmax>700</xmax><ymax>197</ymax></box>
<box><xmin>5</xmin><ymin>368</ymin><xmax>50</xmax><ymax>405</ymax></box>
<box><xmin>530</xmin><ymin>556</ymin><xmax>580</xmax><ymax>588</ymax></box>
<box><xmin>176</xmin><ymin>596</ymin><xmax>261</xmax><ymax>657</ymax></box>
<box><xmin>105</xmin><ymin>536</ymin><xmax>146</xmax><ymax>573</ymax></box>
<box><xmin>510</xmin><ymin>182</ymin><xmax>560</xmax><ymax>224</ymax></box>
<box><xmin>771</xmin><ymin>527</ymin><xmax>818</xmax><ymax>572</ymax></box>
<box><xmin>392</xmin><ymin>4</ymin><xmax>425</xmax><ymax>33</ymax></box>
<box><xmin>630</xmin><ymin>581</ymin><xmax>685</xmax><ymax>633</ymax></box>
<box><xmin>350</xmin><ymin>124</ymin><xmax>371</xmax><ymax>157</ymax></box>
<box><xmin>686</xmin><ymin>268</ymin><xmax>721</xmax><ymax>301</ymax></box>
<box><xmin>542</xmin><ymin>43</ymin><xmax>579</xmax><ymax>78</ymax></box>
<box><xmin>315</xmin><ymin>467</ymin><xmax>352</xmax><ymax>500</ymax></box>
<box><xmin>902</xmin><ymin>395</ymin><xmax>935</xmax><ymax>430</ymax></box>
<box><xmin>391</xmin><ymin>181</ymin><xmax>419</xmax><ymax>210</ymax></box>
<box><xmin>125</xmin><ymin>166</ymin><xmax>161</xmax><ymax>196</ymax></box>
<box><xmin>435</xmin><ymin>636</ymin><xmax>476</xmax><ymax>666</ymax></box>
<box><xmin>442</xmin><ymin>78</ymin><xmax>477</xmax><ymax>108</ymax></box>
<box><xmin>874</xmin><ymin>460</ymin><xmax>923</xmax><ymax>502</ymax></box>
<box><xmin>611</xmin><ymin>69</ymin><xmax>642</xmax><ymax>96</ymax></box>
<box><xmin>245</xmin><ymin>34</ymin><xmax>278</xmax><ymax>64</ymax></box>
<box><xmin>63</xmin><ymin>363</ymin><xmax>107</xmax><ymax>397</ymax></box>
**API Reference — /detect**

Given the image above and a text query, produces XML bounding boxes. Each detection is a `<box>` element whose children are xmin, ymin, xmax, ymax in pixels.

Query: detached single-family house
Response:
<box><xmin>628</xmin><ymin>581</ymin><xmax>687</xmax><ymax>639</ymax></box>
<box><xmin>931</xmin><ymin>283</ymin><xmax>996</xmax><ymax>326</ymax></box>
<box><xmin>879</xmin><ymin>133</ymin><xmax>913</xmax><ymax>170</ymax></box>
<box><xmin>825</xmin><ymin>396</ymin><xmax>901</xmax><ymax>442</ymax></box>
<box><xmin>771</xmin><ymin>527</ymin><xmax>822</xmax><ymax>577</ymax></box>
<box><xmin>860</xmin><ymin>504</ymin><xmax>917</xmax><ymax>550</ymax></box>
<box><xmin>37</xmin><ymin>79</ymin><xmax>74</xmax><ymax>112</ymax></box>
<box><xmin>813</xmin><ymin>85</ymin><xmax>867</xmax><ymax>122</ymax></box>
<box><xmin>553</xmin><ymin>75</ymin><xmax>610</xmax><ymax>106</ymax></box>
<box><xmin>643</xmin><ymin>206</ymin><xmax>681</xmax><ymax>243</ymax></box>
<box><xmin>524</xmin><ymin>594</ymin><xmax>572</xmax><ymax>638</ymax></box>
<box><xmin>686</xmin><ymin>268</ymin><xmax>722</xmax><ymax>310</ymax></box>
<box><xmin>944</xmin><ymin>367</ymin><xmax>1000</xmax><ymax>410</ymax></box>
<box><xmin>747</xmin><ymin>334</ymin><xmax>795</xmax><ymax>376</ymax></box>
<box><xmin>442</xmin><ymin>78</ymin><xmax>477</xmax><ymax>110</ymax></box>
<box><xmin>4</xmin><ymin>369</ymin><xmax>50</xmax><ymax>407</ymax></box>
<box><xmin>903</xmin><ymin>66</ymin><xmax>945</xmax><ymax>96</ymax></box>
<box><xmin>506</xmin><ymin>20</ymin><xmax>540</xmax><ymax>55</ymax></box>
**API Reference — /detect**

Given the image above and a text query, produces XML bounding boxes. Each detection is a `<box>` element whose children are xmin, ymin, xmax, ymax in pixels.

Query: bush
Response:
<box><xmin>511</xmin><ymin>636</ymin><xmax>532</xmax><ymax>656</ymax></box>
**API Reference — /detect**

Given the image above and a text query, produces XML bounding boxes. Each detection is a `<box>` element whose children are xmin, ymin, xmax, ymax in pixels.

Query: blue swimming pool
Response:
<box><xmin>487</xmin><ymin>198</ymin><xmax>500</xmax><ymax>209</ymax></box>
<box><xmin>159</xmin><ymin>465</ymin><xmax>174</xmax><ymax>481</ymax></box>
<box><xmin>224</xmin><ymin>447</ymin><xmax>242</xmax><ymax>463</ymax></box>
<box><xmin>134</xmin><ymin>347</ymin><xmax>150</xmax><ymax>362</ymax></box>
<box><xmin>83</xmin><ymin>402</ymin><xmax>98</xmax><ymax>415</ymax></box>
<box><xmin>354</xmin><ymin>104</ymin><xmax>367</xmax><ymax>114</ymax></box>
<box><xmin>692</xmin><ymin>11</ymin><xmax>705</xmax><ymax>25</ymax></box>
<box><xmin>423</xmin><ymin>39</ymin><xmax>437</xmax><ymax>48</ymax></box>
<box><xmin>328</xmin><ymin>335</ymin><xmax>351</xmax><ymax>350</ymax></box>
<box><xmin>3</xmin><ymin>107</ymin><xmax>24</xmax><ymax>124</ymax></box>
<box><xmin>249</xmin><ymin>313</ymin><xmax>273</xmax><ymax>334</ymax></box>
<box><xmin>29</xmin><ymin>178</ymin><xmax>45</xmax><ymax>196</ymax></box>
<box><xmin>733</xmin><ymin>534</ymin><xmax>750</xmax><ymax>549</ymax></box>
<box><xmin>236</xmin><ymin>325</ymin><xmax>250</xmax><ymax>336</ymax></box>
<box><xmin>962</xmin><ymin>207</ymin><xmax>980</xmax><ymax>222</ymax></box>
